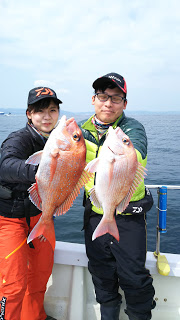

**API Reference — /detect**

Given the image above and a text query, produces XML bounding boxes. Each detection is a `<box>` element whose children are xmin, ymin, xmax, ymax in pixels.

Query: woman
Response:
<box><xmin>0</xmin><ymin>87</ymin><xmax>62</xmax><ymax>320</ymax></box>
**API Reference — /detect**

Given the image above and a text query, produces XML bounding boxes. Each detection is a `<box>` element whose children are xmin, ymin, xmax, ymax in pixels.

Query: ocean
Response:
<box><xmin>0</xmin><ymin>112</ymin><xmax>180</xmax><ymax>255</ymax></box>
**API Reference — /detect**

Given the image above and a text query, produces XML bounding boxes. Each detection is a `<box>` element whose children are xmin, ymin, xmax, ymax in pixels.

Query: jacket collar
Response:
<box><xmin>26</xmin><ymin>123</ymin><xmax>46</xmax><ymax>146</ymax></box>
<box><xmin>81</xmin><ymin>112</ymin><xmax>125</xmax><ymax>131</ymax></box>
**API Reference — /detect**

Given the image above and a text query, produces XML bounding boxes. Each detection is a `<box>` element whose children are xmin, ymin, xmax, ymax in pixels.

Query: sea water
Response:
<box><xmin>0</xmin><ymin>112</ymin><xmax>180</xmax><ymax>254</ymax></box>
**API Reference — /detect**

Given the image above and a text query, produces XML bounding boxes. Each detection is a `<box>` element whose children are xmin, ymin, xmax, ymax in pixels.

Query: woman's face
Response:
<box><xmin>27</xmin><ymin>100</ymin><xmax>59</xmax><ymax>133</ymax></box>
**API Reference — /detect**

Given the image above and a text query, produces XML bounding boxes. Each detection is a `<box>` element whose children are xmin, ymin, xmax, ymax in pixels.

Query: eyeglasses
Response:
<box><xmin>95</xmin><ymin>93</ymin><xmax>126</xmax><ymax>104</ymax></box>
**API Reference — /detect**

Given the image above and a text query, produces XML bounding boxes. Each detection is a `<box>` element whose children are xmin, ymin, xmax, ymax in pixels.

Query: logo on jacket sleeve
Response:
<box><xmin>0</xmin><ymin>297</ymin><xmax>7</xmax><ymax>320</ymax></box>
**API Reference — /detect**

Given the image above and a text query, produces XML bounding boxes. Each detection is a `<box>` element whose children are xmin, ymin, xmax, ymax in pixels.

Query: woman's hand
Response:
<box><xmin>38</xmin><ymin>234</ymin><xmax>47</xmax><ymax>242</ymax></box>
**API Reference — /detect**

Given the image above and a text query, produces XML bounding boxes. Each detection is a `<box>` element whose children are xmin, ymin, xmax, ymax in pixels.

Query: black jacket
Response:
<box><xmin>0</xmin><ymin>123</ymin><xmax>46</xmax><ymax>218</ymax></box>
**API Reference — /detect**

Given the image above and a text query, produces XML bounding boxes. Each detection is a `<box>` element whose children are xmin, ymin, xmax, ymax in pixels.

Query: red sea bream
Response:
<box><xmin>26</xmin><ymin>115</ymin><xmax>92</xmax><ymax>250</ymax></box>
<box><xmin>85</xmin><ymin>126</ymin><xmax>146</xmax><ymax>242</ymax></box>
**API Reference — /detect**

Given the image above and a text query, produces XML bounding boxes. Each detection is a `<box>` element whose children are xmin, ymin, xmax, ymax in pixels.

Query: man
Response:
<box><xmin>79</xmin><ymin>73</ymin><xmax>156</xmax><ymax>320</ymax></box>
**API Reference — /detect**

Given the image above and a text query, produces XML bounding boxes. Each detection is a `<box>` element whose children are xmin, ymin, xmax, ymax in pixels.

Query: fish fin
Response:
<box><xmin>25</xmin><ymin>151</ymin><xmax>43</xmax><ymax>165</ymax></box>
<box><xmin>55</xmin><ymin>169</ymin><xmax>93</xmax><ymax>216</ymax></box>
<box><xmin>85</xmin><ymin>158</ymin><xmax>100</xmax><ymax>173</ymax></box>
<box><xmin>27</xmin><ymin>216</ymin><xmax>56</xmax><ymax>251</ymax></box>
<box><xmin>79</xmin><ymin>168</ymin><xmax>94</xmax><ymax>185</ymax></box>
<box><xmin>28</xmin><ymin>182</ymin><xmax>42</xmax><ymax>210</ymax></box>
<box><xmin>116</xmin><ymin>162</ymin><xmax>147</xmax><ymax>213</ymax></box>
<box><xmin>89</xmin><ymin>187</ymin><xmax>102</xmax><ymax>209</ymax></box>
<box><xmin>54</xmin><ymin>192</ymin><xmax>75</xmax><ymax>216</ymax></box>
<box><xmin>116</xmin><ymin>193</ymin><xmax>130</xmax><ymax>213</ymax></box>
<box><xmin>129</xmin><ymin>162</ymin><xmax>147</xmax><ymax>197</ymax></box>
<box><xmin>92</xmin><ymin>215</ymin><xmax>120</xmax><ymax>242</ymax></box>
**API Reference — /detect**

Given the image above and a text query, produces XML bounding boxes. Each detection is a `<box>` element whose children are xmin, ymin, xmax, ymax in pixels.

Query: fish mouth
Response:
<box><xmin>108</xmin><ymin>146</ymin><xmax>123</xmax><ymax>156</ymax></box>
<box><xmin>66</xmin><ymin>117</ymin><xmax>75</xmax><ymax>126</ymax></box>
<box><xmin>108</xmin><ymin>146</ymin><xmax>117</xmax><ymax>155</ymax></box>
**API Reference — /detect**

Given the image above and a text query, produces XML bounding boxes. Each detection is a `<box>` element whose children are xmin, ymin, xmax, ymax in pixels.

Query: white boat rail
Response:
<box><xmin>146</xmin><ymin>185</ymin><xmax>180</xmax><ymax>189</ymax></box>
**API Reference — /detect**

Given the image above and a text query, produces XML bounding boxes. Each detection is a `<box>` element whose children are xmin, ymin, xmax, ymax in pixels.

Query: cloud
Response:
<box><xmin>0</xmin><ymin>0</ymin><xmax>180</xmax><ymax>112</ymax></box>
<box><xmin>56</xmin><ymin>88</ymin><xmax>69</xmax><ymax>94</ymax></box>
<box><xmin>34</xmin><ymin>80</ymin><xmax>56</xmax><ymax>88</ymax></box>
<box><xmin>34</xmin><ymin>80</ymin><xmax>69</xmax><ymax>96</ymax></box>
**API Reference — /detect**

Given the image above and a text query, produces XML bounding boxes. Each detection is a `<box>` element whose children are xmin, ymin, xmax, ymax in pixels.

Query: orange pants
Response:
<box><xmin>0</xmin><ymin>214</ymin><xmax>54</xmax><ymax>320</ymax></box>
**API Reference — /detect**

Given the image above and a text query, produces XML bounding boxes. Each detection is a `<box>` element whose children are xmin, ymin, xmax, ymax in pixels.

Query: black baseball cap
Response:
<box><xmin>92</xmin><ymin>72</ymin><xmax>127</xmax><ymax>94</ymax></box>
<box><xmin>27</xmin><ymin>87</ymin><xmax>62</xmax><ymax>106</ymax></box>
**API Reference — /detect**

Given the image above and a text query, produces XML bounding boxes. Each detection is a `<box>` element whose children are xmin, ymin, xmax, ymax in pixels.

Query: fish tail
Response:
<box><xmin>27</xmin><ymin>216</ymin><xmax>56</xmax><ymax>251</ymax></box>
<box><xmin>92</xmin><ymin>216</ymin><xmax>120</xmax><ymax>242</ymax></box>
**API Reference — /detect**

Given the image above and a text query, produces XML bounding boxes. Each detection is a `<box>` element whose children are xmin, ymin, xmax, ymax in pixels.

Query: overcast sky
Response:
<box><xmin>0</xmin><ymin>0</ymin><xmax>179</xmax><ymax>113</ymax></box>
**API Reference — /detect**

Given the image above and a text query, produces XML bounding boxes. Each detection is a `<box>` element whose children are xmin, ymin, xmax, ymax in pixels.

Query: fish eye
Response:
<box><xmin>122</xmin><ymin>137</ymin><xmax>130</xmax><ymax>145</ymax></box>
<box><xmin>73</xmin><ymin>132</ymin><xmax>80</xmax><ymax>141</ymax></box>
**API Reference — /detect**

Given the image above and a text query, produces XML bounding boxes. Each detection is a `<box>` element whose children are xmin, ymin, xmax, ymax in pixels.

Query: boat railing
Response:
<box><xmin>145</xmin><ymin>184</ymin><xmax>180</xmax><ymax>276</ymax></box>
<box><xmin>146</xmin><ymin>185</ymin><xmax>180</xmax><ymax>189</ymax></box>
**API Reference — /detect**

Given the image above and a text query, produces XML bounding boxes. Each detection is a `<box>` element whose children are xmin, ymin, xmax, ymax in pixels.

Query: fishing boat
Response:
<box><xmin>44</xmin><ymin>185</ymin><xmax>180</xmax><ymax>320</ymax></box>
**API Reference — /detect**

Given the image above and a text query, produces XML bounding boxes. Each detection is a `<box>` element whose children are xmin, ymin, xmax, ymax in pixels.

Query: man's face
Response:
<box><xmin>92</xmin><ymin>87</ymin><xmax>127</xmax><ymax>123</ymax></box>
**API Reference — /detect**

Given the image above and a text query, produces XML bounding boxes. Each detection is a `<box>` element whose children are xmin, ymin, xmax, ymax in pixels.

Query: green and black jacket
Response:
<box><xmin>79</xmin><ymin>112</ymin><xmax>148</xmax><ymax>215</ymax></box>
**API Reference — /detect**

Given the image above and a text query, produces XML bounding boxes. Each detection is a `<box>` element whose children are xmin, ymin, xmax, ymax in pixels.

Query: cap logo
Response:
<box><xmin>108</xmin><ymin>75</ymin><xmax>122</xmax><ymax>83</ymax></box>
<box><xmin>35</xmin><ymin>87</ymin><xmax>54</xmax><ymax>97</ymax></box>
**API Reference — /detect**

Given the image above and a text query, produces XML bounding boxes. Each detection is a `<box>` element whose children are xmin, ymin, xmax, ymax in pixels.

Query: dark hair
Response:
<box><xmin>94</xmin><ymin>82</ymin><xmax>127</xmax><ymax>100</ymax></box>
<box><xmin>26</xmin><ymin>98</ymin><xmax>60</xmax><ymax>123</ymax></box>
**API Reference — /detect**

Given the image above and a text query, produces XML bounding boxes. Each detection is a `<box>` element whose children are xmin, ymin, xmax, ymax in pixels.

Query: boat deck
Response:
<box><xmin>44</xmin><ymin>241</ymin><xmax>180</xmax><ymax>320</ymax></box>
